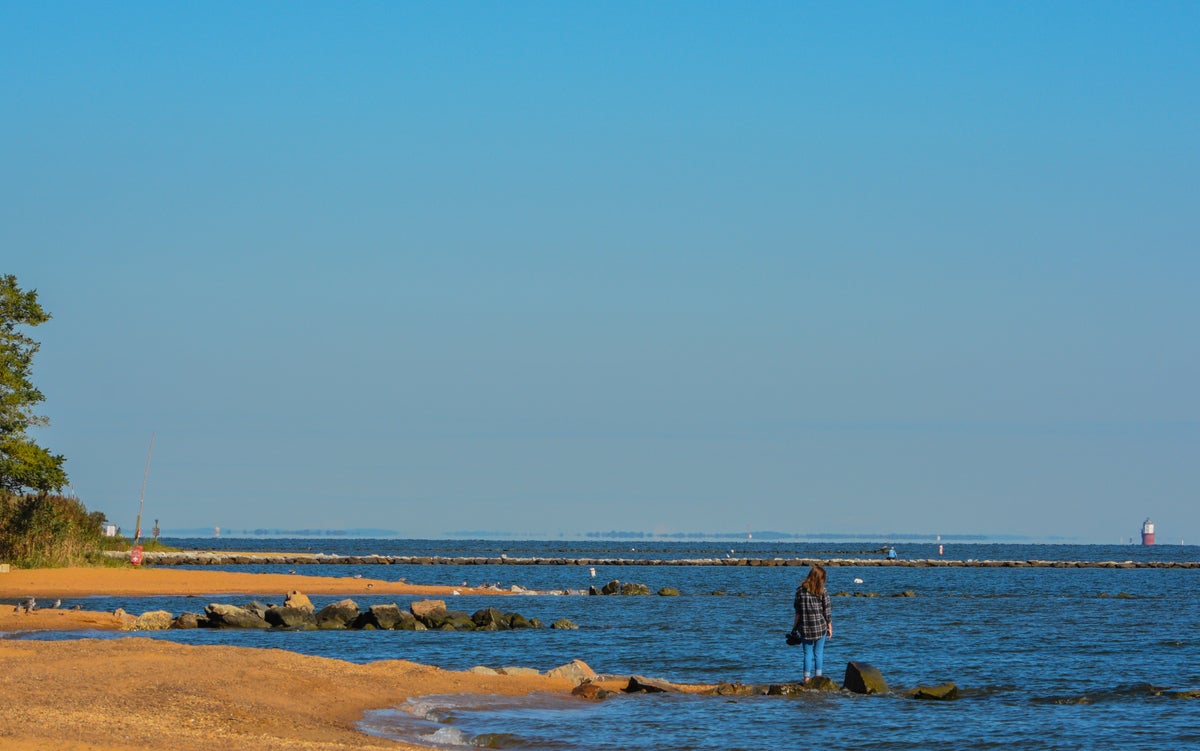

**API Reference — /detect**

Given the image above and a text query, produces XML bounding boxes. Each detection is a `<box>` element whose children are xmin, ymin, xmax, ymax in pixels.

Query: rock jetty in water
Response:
<box><xmin>126</xmin><ymin>593</ymin><xmax>576</xmax><ymax>633</ymax></box>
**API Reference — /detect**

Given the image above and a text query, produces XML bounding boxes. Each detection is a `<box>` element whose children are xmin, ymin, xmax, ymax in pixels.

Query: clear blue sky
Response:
<box><xmin>3</xmin><ymin>2</ymin><xmax>1196</xmax><ymax>542</ymax></box>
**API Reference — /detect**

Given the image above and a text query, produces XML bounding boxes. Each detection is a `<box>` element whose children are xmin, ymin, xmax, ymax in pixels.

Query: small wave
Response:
<box><xmin>1031</xmin><ymin>682</ymin><xmax>1176</xmax><ymax>705</ymax></box>
<box><xmin>361</xmin><ymin>693</ymin><xmax>596</xmax><ymax>750</ymax></box>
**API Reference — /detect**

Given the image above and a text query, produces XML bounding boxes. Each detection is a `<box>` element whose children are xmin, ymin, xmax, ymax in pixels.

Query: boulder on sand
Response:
<box><xmin>546</xmin><ymin>659</ymin><xmax>597</xmax><ymax>685</ymax></box>
<box><xmin>571</xmin><ymin>682</ymin><xmax>611</xmax><ymax>700</ymax></box>
<box><xmin>624</xmin><ymin>675</ymin><xmax>682</xmax><ymax>694</ymax></box>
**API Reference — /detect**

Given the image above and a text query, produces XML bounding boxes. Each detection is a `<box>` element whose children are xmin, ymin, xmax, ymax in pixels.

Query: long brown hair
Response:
<box><xmin>800</xmin><ymin>564</ymin><xmax>827</xmax><ymax>596</ymax></box>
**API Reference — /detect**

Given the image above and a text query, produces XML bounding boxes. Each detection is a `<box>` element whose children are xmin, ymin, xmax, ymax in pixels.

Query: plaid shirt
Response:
<box><xmin>793</xmin><ymin>587</ymin><xmax>832</xmax><ymax>640</ymax></box>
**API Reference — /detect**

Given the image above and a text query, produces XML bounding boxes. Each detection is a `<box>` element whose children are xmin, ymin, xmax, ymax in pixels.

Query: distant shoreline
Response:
<box><xmin>106</xmin><ymin>550</ymin><xmax>1200</xmax><ymax>569</ymax></box>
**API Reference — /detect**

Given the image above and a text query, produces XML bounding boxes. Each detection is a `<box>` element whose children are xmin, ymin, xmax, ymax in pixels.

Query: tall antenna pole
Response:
<box><xmin>134</xmin><ymin>432</ymin><xmax>154</xmax><ymax>544</ymax></box>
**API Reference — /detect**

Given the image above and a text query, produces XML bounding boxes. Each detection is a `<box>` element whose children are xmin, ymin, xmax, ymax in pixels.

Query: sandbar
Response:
<box><xmin>0</xmin><ymin>565</ymin><xmax>502</xmax><ymax>599</ymax></box>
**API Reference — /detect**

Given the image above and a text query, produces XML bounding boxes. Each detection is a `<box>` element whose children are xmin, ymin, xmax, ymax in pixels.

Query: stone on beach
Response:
<box><xmin>571</xmin><ymin>682</ymin><xmax>611</xmax><ymax>700</ymax></box>
<box><xmin>546</xmin><ymin>659</ymin><xmax>597</xmax><ymax>685</ymax></box>
<box><xmin>625</xmin><ymin>675</ymin><xmax>683</xmax><ymax>693</ymax></box>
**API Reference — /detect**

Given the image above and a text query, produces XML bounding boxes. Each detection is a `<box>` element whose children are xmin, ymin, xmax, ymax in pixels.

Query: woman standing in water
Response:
<box><xmin>790</xmin><ymin>564</ymin><xmax>833</xmax><ymax>683</ymax></box>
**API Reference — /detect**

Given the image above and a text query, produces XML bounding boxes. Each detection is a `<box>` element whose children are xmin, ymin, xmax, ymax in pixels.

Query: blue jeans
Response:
<box><xmin>801</xmin><ymin>636</ymin><xmax>826</xmax><ymax>679</ymax></box>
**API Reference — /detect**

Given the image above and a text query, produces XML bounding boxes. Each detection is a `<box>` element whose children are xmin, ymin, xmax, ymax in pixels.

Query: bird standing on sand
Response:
<box><xmin>49</xmin><ymin>599</ymin><xmax>61</xmax><ymax>609</ymax></box>
<box><xmin>20</xmin><ymin>597</ymin><xmax>36</xmax><ymax>613</ymax></box>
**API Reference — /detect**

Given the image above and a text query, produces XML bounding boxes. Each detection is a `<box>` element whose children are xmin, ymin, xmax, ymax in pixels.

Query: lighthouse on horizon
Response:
<box><xmin>1141</xmin><ymin>518</ymin><xmax>1156</xmax><ymax>546</ymax></box>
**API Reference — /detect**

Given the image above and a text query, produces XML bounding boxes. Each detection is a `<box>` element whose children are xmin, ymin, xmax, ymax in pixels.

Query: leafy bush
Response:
<box><xmin>0</xmin><ymin>491</ymin><xmax>106</xmax><ymax>567</ymax></box>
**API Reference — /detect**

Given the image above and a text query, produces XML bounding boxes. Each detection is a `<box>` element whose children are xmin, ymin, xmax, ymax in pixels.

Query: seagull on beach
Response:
<box><xmin>49</xmin><ymin>599</ymin><xmax>61</xmax><ymax>609</ymax></box>
<box><xmin>20</xmin><ymin>597</ymin><xmax>36</xmax><ymax>613</ymax></box>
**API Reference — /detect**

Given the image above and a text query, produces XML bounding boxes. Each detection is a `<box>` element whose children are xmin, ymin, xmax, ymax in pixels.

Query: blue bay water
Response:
<box><xmin>10</xmin><ymin>539</ymin><xmax>1200</xmax><ymax>750</ymax></box>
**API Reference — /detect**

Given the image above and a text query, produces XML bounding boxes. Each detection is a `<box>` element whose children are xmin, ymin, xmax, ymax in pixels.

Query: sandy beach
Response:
<box><xmin>0</xmin><ymin>637</ymin><xmax>600</xmax><ymax>751</ymax></box>
<box><xmin>0</xmin><ymin>566</ymin><xmax>616</xmax><ymax>750</ymax></box>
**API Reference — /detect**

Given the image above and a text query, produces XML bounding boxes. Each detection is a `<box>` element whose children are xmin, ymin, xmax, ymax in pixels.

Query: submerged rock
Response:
<box><xmin>906</xmin><ymin>682</ymin><xmax>959</xmax><ymax>700</ymax></box>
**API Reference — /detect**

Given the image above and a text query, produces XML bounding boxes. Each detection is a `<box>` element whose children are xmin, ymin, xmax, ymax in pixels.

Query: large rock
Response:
<box><xmin>600</xmin><ymin>580</ymin><xmax>622</xmax><ymax>595</ymax></box>
<box><xmin>410</xmin><ymin>599</ymin><xmax>447</xmax><ymax>620</ymax></box>
<box><xmin>265</xmin><ymin>605</ymin><xmax>318</xmax><ymax>630</ymax></box>
<box><xmin>316</xmin><ymin>599</ymin><xmax>360</xmax><ymax>630</ymax></box>
<box><xmin>906</xmin><ymin>682</ymin><xmax>959</xmax><ymax>700</ymax></box>
<box><xmin>356</xmin><ymin>604</ymin><xmax>405</xmax><ymax>630</ymax></box>
<box><xmin>843</xmin><ymin>662</ymin><xmax>889</xmax><ymax>695</ymax></box>
<box><xmin>657</xmin><ymin>587</ymin><xmax>680</xmax><ymax>597</ymax></box>
<box><xmin>620</xmin><ymin>582</ymin><xmax>652</xmax><ymax>596</ymax></box>
<box><xmin>546</xmin><ymin>660</ymin><xmax>597</xmax><ymax>685</ymax></box>
<box><xmin>205</xmin><ymin>603</ymin><xmax>270</xmax><ymax>629</ymax></box>
<box><xmin>550</xmin><ymin>618</ymin><xmax>578</xmax><ymax>630</ymax></box>
<box><xmin>472</xmin><ymin>607</ymin><xmax>507</xmax><ymax>629</ymax></box>
<box><xmin>285</xmin><ymin>590</ymin><xmax>313</xmax><ymax>612</ymax></box>
<box><xmin>443</xmin><ymin>611</ymin><xmax>476</xmax><ymax>631</ymax></box>
<box><xmin>135</xmin><ymin>610</ymin><xmax>174</xmax><ymax>631</ymax></box>
<box><xmin>507</xmin><ymin>613</ymin><xmax>533</xmax><ymax>629</ymax></box>
<box><xmin>392</xmin><ymin>611</ymin><xmax>419</xmax><ymax>630</ymax></box>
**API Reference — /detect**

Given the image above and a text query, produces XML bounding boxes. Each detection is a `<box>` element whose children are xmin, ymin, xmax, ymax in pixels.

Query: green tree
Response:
<box><xmin>0</xmin><ymin>274</ymin><xmax>67</xmax><ymax>493</ymax></box>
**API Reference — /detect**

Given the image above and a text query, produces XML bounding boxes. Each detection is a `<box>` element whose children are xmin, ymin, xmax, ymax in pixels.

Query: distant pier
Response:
<box><xmin>104</xmin><ymin>551</ymin><xmax>1200</xmax><ymax>569</ymax></box>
